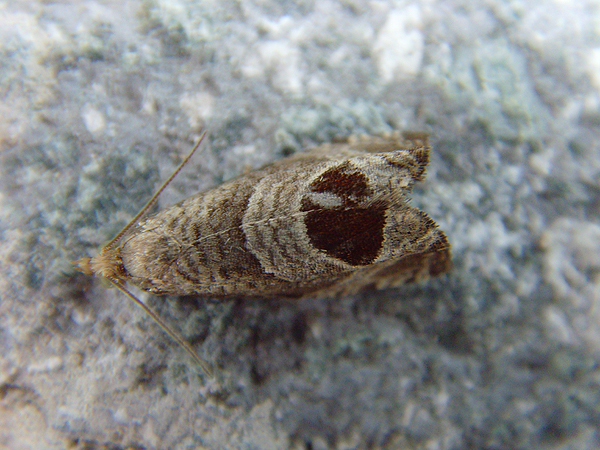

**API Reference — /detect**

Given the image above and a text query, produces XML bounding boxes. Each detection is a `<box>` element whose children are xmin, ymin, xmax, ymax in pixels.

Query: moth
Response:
<box><xmin>75</xmin><ymin>131</ymin><xmax>451</xmax><ymax>375</ymax></box>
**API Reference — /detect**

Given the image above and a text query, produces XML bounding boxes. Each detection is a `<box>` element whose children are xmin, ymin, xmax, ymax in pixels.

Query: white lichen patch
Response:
<box><xmin>27</xmin><ymin>356</ymin><xmax>63</xmax><ymax>374</ymax></box>
<box><xmin>82</xmin><ymin>104</ymin><xmax>106</xmax><ymax>134</ymax></box>
<box><xmin>373</xmin><ymin>6</ymin><xmax>424</xmax><ymax>82</ymax></box>
<box><xmin>541</xmin><ymin>218</ymin><xmax>600</xmax><ymax>352</ymax></box>
<box><xmin>179</xmin><ymin>91</ymin><xmax>215</xmax><ymax>128</ymax></box>
<box><xmin>241</xmin><ymin>39</ymin><xmax>303</xmax><ymax>94</ymax></box>
<box><xmin>585</xmin><ymin>47</ymin><xmax>600</xmax><ymax>91</ymax></box>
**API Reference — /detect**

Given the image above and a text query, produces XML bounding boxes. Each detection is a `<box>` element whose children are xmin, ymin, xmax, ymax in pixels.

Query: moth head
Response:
<box><xmin>73</xmin><ymin>256</ymin><xmax>93</xmax><ymax>276</ymax></box>
<box><xmin>73</xmin><ymin>247</ymin><xmax>124</xmax><ymax>280</ymax></box>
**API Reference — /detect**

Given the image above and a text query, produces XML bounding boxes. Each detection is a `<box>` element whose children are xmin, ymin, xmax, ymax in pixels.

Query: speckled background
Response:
<box><xmin>1</xmin><ymin>1</ymin><xmax>599</xmax><ymax>449</ymax></box>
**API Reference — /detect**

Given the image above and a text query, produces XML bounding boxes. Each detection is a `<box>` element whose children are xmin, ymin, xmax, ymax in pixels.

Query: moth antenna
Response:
<box><xmin>107</xmin><ymin>278</ymin><xmax>213</xmax><ymax>377</ymax></box>
<box><xmin>105</xmin><ymin>131</ymin><xmax>207</xmax><ymax>250</ymax></box>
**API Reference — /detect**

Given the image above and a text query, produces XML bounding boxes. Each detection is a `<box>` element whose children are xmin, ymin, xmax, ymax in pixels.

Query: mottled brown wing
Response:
<box><xmin>117</xmin><ymin>132</ymin><xmax>450</xmax><ymax>298</ymax></box>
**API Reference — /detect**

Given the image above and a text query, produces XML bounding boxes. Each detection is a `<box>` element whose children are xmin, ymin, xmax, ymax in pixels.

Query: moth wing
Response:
<box><xmin>309</xmin><ymin>225</ymin><xmax>451</xmax><ymax>298</ymax></box>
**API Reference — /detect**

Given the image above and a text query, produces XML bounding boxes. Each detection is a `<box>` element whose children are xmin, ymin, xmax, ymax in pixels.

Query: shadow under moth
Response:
<box><xmin>75</xmin><ymin>131</ymin><xmax>451</xmax><ymax>375</ymax></box>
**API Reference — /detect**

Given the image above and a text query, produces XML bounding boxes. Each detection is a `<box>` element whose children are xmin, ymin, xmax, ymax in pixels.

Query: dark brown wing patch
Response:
<box><xmin>301</xmin><ymin>163</ymin><xmax>387</xmax><ymax>266</ymax></box>
<box><xmin>309</xmin><ymin>162</ymin><xmax>371</xmax><ymax>203</ymax></box>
